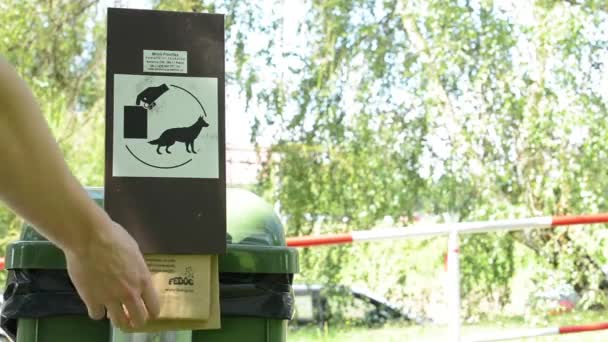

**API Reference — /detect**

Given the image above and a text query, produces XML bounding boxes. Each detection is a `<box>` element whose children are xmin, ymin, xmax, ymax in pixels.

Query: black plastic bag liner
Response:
<box><xmin>219</xmin><ymin>272</ymin><xmax>294</xmax><ymax>320</ymax></box>
<box><xmin>1</xmin><ymin>269</ymin><xmax>294</xmax><ymax>340</ymax></box>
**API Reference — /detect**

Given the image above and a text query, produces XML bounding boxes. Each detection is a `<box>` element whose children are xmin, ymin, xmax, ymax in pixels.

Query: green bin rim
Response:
<box><xmin>5</xmin><ymin>241</ymin><xmax>299</xmax><ymax>274</ymax></box>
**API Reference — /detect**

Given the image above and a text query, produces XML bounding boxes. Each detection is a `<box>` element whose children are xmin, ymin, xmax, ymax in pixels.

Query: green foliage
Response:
<box><xmin>461</xmin><ymin>233</ymin><xmax>515</xmax><ymax>317</ymax></box>
<box><xmin>154</xmin><ymin>0</ymin><xmax>214</xmax><ymax>12</ymax></box>
<box><xmin>0</xmin><ymin>0</ymin><xmax>106</xmax><ymax>178</ymax></box>
<box><xmin>235</xmin><ymin>0</ymin><xmax>608</xmax><ymax>317</ymax></box>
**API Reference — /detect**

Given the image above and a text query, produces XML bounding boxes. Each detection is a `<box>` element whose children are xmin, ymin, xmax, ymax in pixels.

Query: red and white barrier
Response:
<box><xmin>286</xmin><ymin>213</ymin><xmax>608</xmax><ymax>342</ymax></box>
<box><xmin>286</xmin><ymin>213</ymin><xmax>608</xmax><ymax>247</ymax></box>
<box><xmin>464</xmin><ymin>322</ymin><xmax>608</xmax><ymax>341</ymax></box>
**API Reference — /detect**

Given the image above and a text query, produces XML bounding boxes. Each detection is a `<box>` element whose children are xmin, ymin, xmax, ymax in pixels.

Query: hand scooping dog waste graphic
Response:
<box><xmin>136</xmin><ymin>84</ymin><xmax>169</xmax><ymax>109</ymax></box>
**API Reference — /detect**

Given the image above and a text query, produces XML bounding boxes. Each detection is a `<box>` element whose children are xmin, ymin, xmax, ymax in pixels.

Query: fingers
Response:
<box><xmin>106</xmin><ymin>302</ymin><xmax>130</xmax><ymax>330</ymax></box>
<box><xmin>123</xmin><ymin>295</ymin><xmax>148</xmax><ymax>328</ymax></box>
<box><xmin>141</xmin><ymin>278</ymin><xmax>160</xmax><ymax>319</ymax></box>
<box><xmin>87</xmin><ymin>303</ymin><xmax>106</xmax><ymax>320</ymax></box>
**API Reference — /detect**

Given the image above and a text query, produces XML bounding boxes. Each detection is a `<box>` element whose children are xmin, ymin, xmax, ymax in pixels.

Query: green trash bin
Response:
<box><xmin>2</xmin><ymin>188</ymin><xmax>299</xmax><ymax>342</ymax></box>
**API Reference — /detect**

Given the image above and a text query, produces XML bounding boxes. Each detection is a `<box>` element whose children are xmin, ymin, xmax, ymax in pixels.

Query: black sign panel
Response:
<box><xmin>105</xmin><ymin>8</ymin><xmax>226</xmax><ymax>254</ymax></box>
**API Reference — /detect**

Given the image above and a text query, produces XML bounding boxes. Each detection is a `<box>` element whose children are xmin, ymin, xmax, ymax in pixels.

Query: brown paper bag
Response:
<box><xmin>124</xmin><ymin>255</ymin><xmax>220</xmax><ymax>332</ymax></box>
<box><xmin>148</xmin><ymin>255</ymin><xmax>211</xmax><ymax>320</ymax></box>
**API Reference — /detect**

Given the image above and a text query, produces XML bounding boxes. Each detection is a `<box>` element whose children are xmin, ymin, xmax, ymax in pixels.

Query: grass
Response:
<box><xmin>288</xmin><ymin>311</ymin><xmax>608</xmax><ymax>341</ymax></box>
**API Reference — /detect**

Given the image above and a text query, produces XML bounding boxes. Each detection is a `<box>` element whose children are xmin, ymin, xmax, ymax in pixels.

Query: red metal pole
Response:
<box><xmin>286</xmin><ymin>233</ymin><xmax>353</xmax><ymax>247</ymax></box>
<box><xmin>552</xmin><ymin>213</ymin><xmax>608</xmax><ymax>226</ymax></box>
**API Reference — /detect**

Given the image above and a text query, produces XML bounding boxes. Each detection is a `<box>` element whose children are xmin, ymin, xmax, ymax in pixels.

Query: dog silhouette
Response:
<box><xmin>148</xmin><ymin>116</ymin><xmax>209</xmax><ymax>154</ymax></box>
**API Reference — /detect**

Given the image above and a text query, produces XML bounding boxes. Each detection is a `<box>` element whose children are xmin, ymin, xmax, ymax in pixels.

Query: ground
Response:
<box><xmin>289</xmin><ymin>311</ymin><xmax>608</xmax><ymax>341</ymax></box>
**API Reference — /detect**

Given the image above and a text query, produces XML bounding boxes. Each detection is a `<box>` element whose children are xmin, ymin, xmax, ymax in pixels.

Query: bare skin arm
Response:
<box><xmin>0</xmin><ymin>56</ymin><xmax>159</xmax><ymax>329</ymax></box>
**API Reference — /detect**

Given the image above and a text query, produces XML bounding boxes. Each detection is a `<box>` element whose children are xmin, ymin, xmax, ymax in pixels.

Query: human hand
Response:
<box><xmin>65</xmin><ymin>218</ymin><xmax>160</xmax><ymax>330</ymax></box>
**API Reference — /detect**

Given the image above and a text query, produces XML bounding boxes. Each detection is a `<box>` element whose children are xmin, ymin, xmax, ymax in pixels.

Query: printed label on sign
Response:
<box><xmin>144</xmin><ymin>50</ymin><xmax>188</xmax><ymax>74</ymax></box>
<box><xmin>112</xmin><ymin>74</ymin><xmax>219</xmax><ymax>178</ymax></box>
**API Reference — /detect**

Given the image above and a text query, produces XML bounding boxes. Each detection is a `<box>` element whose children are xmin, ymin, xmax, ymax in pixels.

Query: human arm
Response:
<box><xmin>0</xmin><ymin>56</ymin><xmax>159</xmax><ymax>329</ymax></box>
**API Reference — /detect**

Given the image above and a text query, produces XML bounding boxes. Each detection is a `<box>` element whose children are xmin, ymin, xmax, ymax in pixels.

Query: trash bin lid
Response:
<box><xmin>9</xmin><ymin>188</ymin><xmax>298</xmax><ymax>274</ymax></box>
<box><xmin>226</xmin><ymin>188</ymin><xmax>286</xmax><ymax>247</ymax></box>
